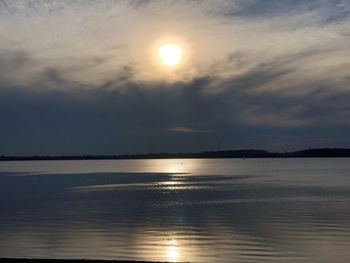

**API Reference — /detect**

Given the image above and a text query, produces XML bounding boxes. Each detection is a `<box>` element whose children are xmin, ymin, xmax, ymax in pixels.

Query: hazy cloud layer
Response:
<box><xmin>0</xmin><ymin>0</ymin><xmax>350</xmax><ymax>154</ymax></box>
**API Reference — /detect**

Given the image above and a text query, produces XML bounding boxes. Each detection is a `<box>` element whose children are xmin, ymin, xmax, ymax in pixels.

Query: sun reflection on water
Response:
<box><xmin>145</xmin><ymin>159</ymin><xmax>201</xmax><ymax>174</ymax></box>
<box><xmin>157</xmin><ymin>180</ymin><xmax>182</xmax><ymax>191</ymax></box>
<box><xmin>166</xmin><ymin>239</ymin><xmax>180</xmax><ymax>262</ymax></box>
<box><xmin>165</xmin><ymin>161</ymin><xmax>186</xmax><ymax>174</ymax></box>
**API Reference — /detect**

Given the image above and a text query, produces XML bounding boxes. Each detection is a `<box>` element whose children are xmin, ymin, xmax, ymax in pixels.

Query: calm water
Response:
<box><xmin>1</xmin><ymin>158</ymin><xmax>350</xmax><ymax>262</ymax></box>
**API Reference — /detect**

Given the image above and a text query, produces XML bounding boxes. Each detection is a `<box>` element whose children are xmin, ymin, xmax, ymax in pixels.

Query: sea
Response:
<box><xmin>1</xmin><ymin>158</ymin><xmax>350</xmax><ymax>262</ymax></box>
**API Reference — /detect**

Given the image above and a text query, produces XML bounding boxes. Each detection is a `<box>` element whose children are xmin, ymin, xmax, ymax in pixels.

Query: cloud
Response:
<box><xmin>0</xmin><ymin>1</ymin><xmax>350</xmax><ymax>154</ymax></box>
<box><xmin>167</xmin><ymin>127</ymin><xmax>212</xmax><ymax>134</ymax></box>
<box><xmin>1</xmin><ymin>58</ymin><xmax>350</xmax><ymax>155</ymax></box>
<box><xmin>222</xmin><ymin>0</ymin><xmax>350</xmax><ymax>28</ymax></box>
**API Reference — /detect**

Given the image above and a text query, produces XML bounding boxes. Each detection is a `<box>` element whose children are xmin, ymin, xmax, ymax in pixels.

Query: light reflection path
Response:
<box><xmin>1</xmin><ymin>158</ymin><xmax>350</xmax><ymax>262</ymax></box>
<box><xmin>166</xmin><ymin>239</ymin><xmax>179</xmax><ymax>262</ymax></box>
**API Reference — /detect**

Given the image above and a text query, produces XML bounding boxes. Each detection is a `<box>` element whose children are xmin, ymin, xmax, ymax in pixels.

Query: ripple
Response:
<box><xmin>2</xmin><ymin>159</ymin><xmax>350</xmax><ymax>262</ymax></box>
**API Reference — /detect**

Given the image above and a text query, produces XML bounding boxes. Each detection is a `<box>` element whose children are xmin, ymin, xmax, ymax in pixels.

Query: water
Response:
<box><xmin>1</xmin><ymin>158</ymin><xmax>350</xmax><ymax>262</ymax></box>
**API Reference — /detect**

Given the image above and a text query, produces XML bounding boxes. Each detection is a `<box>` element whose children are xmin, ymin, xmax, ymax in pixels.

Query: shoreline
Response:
<box><xmin>1</xmin><ymin>148</ymin><xmax>350</xmax><ymax>161</ymax></box>
<box><xmin>0</xmin><ymin>259</ymin><xmax>181</xmax><ymax>263</ymax></box>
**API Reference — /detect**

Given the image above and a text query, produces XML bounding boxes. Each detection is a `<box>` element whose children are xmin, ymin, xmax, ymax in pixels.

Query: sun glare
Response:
<box><xmin>158</xmin><ymin>43</ymin><xmax>182</xmax><ymax>66</ymax></box>
<box><xmin>166</xmin><ymin>239</ymin><xmax>179</xmax><ymax>261</ymax></box>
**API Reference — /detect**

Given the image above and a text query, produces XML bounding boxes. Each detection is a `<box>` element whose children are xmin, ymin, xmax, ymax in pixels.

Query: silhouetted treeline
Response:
<box><xmin>0</xmin><ymin>258</ymin><xmax>164</xmax><ymax>263</ymax></box>
<box><xmin>1</xmin><ymin>148</ymin><xmax>350</xmax><ymax>161</ymax></box>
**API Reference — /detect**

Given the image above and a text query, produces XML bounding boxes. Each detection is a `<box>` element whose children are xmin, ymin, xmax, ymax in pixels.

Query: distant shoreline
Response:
<box><xmin>0</xmin><ymin>259</ymin><xmax>175</xmax><ymax>263</ymax></box>
<box><xmin>1</xmin><ymin>148</ymin><xmax>350</xmax><ymax>161</ymax></box>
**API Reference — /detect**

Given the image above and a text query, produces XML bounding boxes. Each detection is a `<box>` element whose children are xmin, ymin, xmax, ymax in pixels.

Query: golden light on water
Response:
<box><xmin>158</xmin><ymin>43</ymin><xmax>182</xmax><ymax>66</ymax></box>
<box><xmin>144</xmin><ymin>159</ymin><xmax>202</xmax><ymax>174</ymax></box>
<box><xmin>166</xmin><ymin>239</ymin><xmax>179</xmax><ymax>262</ymax></box>
<box><xmin>165</xmin><ymin>161</ymin><xmax>186</xmax><ymax>174</ymax></box>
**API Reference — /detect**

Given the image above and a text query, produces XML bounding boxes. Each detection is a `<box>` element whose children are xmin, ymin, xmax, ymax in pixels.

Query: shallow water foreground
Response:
<box><xmin>1</xmin><ymin>158</ymin><xmax>350</xmax><ymax>262</ymax></box>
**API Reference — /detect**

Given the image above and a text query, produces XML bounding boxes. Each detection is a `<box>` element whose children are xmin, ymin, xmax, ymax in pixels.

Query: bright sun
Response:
<box><xmin>158</xmin><ymin>43</ymin><xmax>182</xmax><ymax>66</ymax></box>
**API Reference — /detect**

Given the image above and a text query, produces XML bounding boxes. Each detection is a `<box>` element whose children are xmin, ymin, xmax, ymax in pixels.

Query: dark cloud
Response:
<box><xmin>1</xmin><ymin>57</ymin><xmax>350</xmax><ymax>155</ymax></box>
<box><xmin>226</xmin><ymin>0</ymin><xmax>350</xmax><ymax>25</ymax></box>
<box><xmin>0</xmin><ymin>50</ymin><xmax>32</xmax><ymax>79</ymax></box>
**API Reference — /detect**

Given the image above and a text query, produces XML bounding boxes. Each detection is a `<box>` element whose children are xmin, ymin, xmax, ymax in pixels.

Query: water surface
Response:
<box><xmin>1</xmin><ymin>158</ymin><xmax>350</xmax><ymax>262</ymax></box>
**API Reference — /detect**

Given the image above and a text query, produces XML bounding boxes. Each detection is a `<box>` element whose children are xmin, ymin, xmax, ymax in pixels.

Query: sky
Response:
<box><xmin>1</xmin><ymin>0</ymin><xmax>350</xmax><ymax>155</ymax></box>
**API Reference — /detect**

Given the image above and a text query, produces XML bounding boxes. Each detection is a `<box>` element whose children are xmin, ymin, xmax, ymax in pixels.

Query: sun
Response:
<box><xmin>158</xmin><ymin>43</ymin><xmax>182</xmax><ymax>66</ymax></box>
